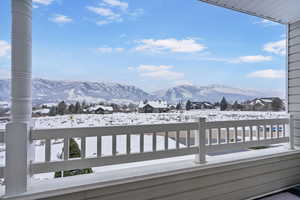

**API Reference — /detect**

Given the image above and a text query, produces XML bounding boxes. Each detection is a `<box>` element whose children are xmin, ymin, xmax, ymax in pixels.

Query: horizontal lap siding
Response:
<box><xmin>289</xmin><ymin>62</ymin><xmax>300</xmax><ymax>71</ymax></box>
<box><xmin>289</xmin><ymin>21</ymin><xmax>300</xmax><ymax>134</ymax></box>
<box><xmin>289</xmin><ymin>22</ymin><xmax>300</xmax><ymax>148</ymax></box>
<box><xmin>290</xmin><ymin>21</ymin><xmax>300</xmax><ymax>31</ymax></box>
<box><xmin>290</xmin><ymin>45</ymin><xmax>300</xmax><ymax>55</ymax></box>
<box><xmin>42</xmin><ymin>153</ymin><xmax>300</xmax><ymax>200</ymax></box>
<box><xmin>289</xmin><ymin>37</ymin><xmax>300</xmax><ymax>48</ymax></box>
<box><xmin>290</xmin><ymin>52</ymin><xmax>300</xmax><ymax>63</ymax></box>
<box><xmin>290</xmin><ymin>28</ymin><xmax>300</xmax><ymax>39</ymax></box>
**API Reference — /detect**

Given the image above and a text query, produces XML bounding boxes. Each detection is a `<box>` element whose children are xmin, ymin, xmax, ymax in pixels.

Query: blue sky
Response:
<box><xmin>0</xmin><ymin>0</ymin><xmax>286</xmax><ymax>94</ymax></box>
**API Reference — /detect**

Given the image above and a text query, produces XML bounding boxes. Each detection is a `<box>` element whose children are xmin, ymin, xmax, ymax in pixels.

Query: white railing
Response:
<box><xmin>0</xmin><ymin>118</ymin><xmax>292</xmax><ymax>178</ymax></box>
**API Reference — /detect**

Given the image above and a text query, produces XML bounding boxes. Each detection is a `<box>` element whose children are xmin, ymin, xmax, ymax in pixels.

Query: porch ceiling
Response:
<box><xmin>198</xmin><ymin>0</ymin><xmax>300</xmax><ymax>24</ymax></box>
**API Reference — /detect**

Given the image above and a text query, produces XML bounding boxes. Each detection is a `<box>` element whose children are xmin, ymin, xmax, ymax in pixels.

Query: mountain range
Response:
<box><xmin>0</xmin><ymin>79</ymin><xmax>281</xmax><ymax>105</ymax></box>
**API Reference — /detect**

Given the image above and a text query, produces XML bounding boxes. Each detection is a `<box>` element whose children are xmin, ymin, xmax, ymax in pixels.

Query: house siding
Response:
<box><xmin>288</xmin><ymin>20</ymin><xmax>300</xmax><ymax>148</ymax></box>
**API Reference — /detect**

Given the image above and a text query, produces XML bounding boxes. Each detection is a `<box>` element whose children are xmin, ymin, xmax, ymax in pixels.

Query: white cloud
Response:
<box><xmin>102</xmin><ymin>0</ymin><xmax>128</xmax><ymax>10</ymax></box>
<box><xmin>33</xmin><ymin>0</ymin><xmax>54</xmax><ymax>5</ymax></box>
<box><xmin>132</xmin><ymin>65</ymin><xmax>184</xmax><ymax>81</ymax></box>
<box><xmin>254</xmin><ymin>19</ymin><xmax>279</xmax><ymax>26</ymax></box>
<box><xmin>263</xmin><ymin>39</ymin><xmax>286</xmax><ymax>56</ymax></box>
<box><xmin>137</xmin><ymin>65</ymin><xmax>173</xmax><ymax>72</ymax></box>
<box><xmin>0</xmin><ymin>40</ymin><xmax>11</xmax><ymax>58</ymax></box>
<box><xmin>97</xmin><ymin>20</ymin><xmax>110</xmax><ymax>26</ymax></box>
<box><xmin>87</xmin><ymin>6</ymin><xmax>120</xmax><ymax>20</ymax></box>
<box><xmin>129</xmin><ymin>8</ymin><xmax>144</xmax><ymax>17</ymax></box>
<box><xmin>174</xmin><ymin>80</ymin><xmax>193</xmax><ymax>86</ymax></box>
<box><xmin>87</xmin><ymin>1</ymin><xmax>143</xmax><ymax>26</ymax></box>
<box><xmin>115</xmin><ymin>48</ymin><xmax>124</xmax><ymax>52</ymax></box>
<box><xmin>231</xmin><ymin>55</ymin><xmax>272</xmax><ymax>63</ymax></box>
<box><xmin>97</xmin><ymin>47</ymin><xmax>124</xmax><ymax>53</ymax></box>
<box><xmin>247</xmin><ymin>69</ymin><xmax>285</xmax><ymax>79</ymax></box>
<box><xmin>97</xmin><ymin>47</ymin><xmax>113</xmax><ymax>53</ymax></box>
<box><xmin>49</xmin><ymin>14</ymin><xmax>72</xmax><ymax>24</ymax></box>
<box><xmin>141</xmin><ymin>70</ymin><xmax>184</xmax><ymax>80</ymax></box>
<box><xmin>136</xmin><ymin>38</ymin><xmax>206</xmax><ymax>53</ymax></box>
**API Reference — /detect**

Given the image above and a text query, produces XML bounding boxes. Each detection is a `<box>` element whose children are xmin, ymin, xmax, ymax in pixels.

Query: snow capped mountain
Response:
<box><xmin>153</xmin><ymin>84</ymin><xmax>273</xmax><ymax>103</ymax></box>
<box><xmin>0</xmin><ymin>79</ymin><xmax>155</xmax><ymax>105</ymax></box>
<box><xmin>0</xmin><ymin>79</ymin><xmax>280</xmax><ymax>105</ymax></box>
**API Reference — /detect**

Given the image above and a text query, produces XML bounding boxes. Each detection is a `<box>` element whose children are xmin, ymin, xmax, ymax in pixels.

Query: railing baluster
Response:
<box><xmin>257</xmin><ymin>126</ymin><xmax>260</xmax><ymax>141</ymax></box>
<box><xmin>242</xmin><ymin>126</ymin><xmax>246</xmax><ymax>142</ymax></box>
<box><xmin>187</xmin><ymin>130</ymin><xmax>191</xmax><ymax>147</ymax></box>
<box><xmin>153</xmin><ymin>132</ymin><xmax>157</xmax><ymax>152</ymax></box>
<box><xmin>234</xmin><ymin>127</ymin><xmax>238</xmax><ymax>143</ymax></box>
<box><xmin>165</xmin><ymin>132</ymin><xmax>169</xmax><ymax>150</ymax></box>
<box><xmin>45</xmin><ymin>139</ymin><xmax>51</xmax><ymax>162</ymax></box>
<box><xmin>80</xmin><ymin>137</ymin><xmax>86</xmax><ymax>159</ymax></box>
<box><xmin>218</xmin><ymin>128</ymin><xmax>221</xmax><ymax>144</ymax></box>
<box><xmin>140</xmin><ymin>133</ymin><xmax>144</xmax><ymax>153</ymax></box>
<box><xmin>126</xmin><ymin>134</ymin><xmax>131</xmax><ymax>154</ymax></box>
<box><xmin>97</xmin><ymin>136</ymin><xmax>102</xmax><ymax>157</ymax></box>
<box><xmin>271</xmin><ymin>125</ymin><xmax>274</xmax><ymax>139</ymax></box>
<box><xmin>112</xmin><ymin>135</ymin><xmax>117</xmax><ymax>156</ymax></box>
<box><xmin>63</xmin><ymin>137</ymin><xmax>69</xmax><ymax>160</ymax></box>
<box><xmin>226</xmin><ymin>127</ymin><xmax>230</xmax><ymax>144</ymax></box>
<box><xmin>176</xmin><ymin>131</ymin><xmax>180</xmax><ymax>149</ymax></box>
<box><xmin>209</xmin><ymin>129</ymin><xmax>212</xmax><ymax>145</ymax></box>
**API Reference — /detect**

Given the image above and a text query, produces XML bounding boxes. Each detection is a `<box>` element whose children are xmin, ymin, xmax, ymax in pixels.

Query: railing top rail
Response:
<box><xmin>30</xmin><ymin>118</ymin><xmax>289</xmax><ymax>140</ymax></box>
<box><xmin>31</xmin><ymin>122</ymin><xmax>199</xmax><ymax>140</ymax></box>
<box><xmin>206</xmin><ymin>118</ymin><xmax>289</xmax><ymax>129</ymax></box>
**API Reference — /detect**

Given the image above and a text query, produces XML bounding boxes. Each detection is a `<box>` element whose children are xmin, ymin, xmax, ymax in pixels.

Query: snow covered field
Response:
<box><xmin>0</xmin><ymin>109</ymin><xmax>287</xmax><ymax>130</ymax></box>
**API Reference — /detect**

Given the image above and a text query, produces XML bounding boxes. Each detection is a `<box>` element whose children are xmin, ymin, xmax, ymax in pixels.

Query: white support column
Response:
<box><xmin>287</xmin><ymin>20</ymin><xmax>300</xmax><ymax>149</ymax></box>
<box><xmin>5</xmin><ymin>0</ymin><xmax>33</xmax><ymax>196</ymax></box>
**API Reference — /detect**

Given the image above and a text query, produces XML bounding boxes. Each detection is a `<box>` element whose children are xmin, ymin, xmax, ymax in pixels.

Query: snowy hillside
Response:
<box><xmin>0</xmin><ymin>79</ymin><xmax>156</xmax><ymax>105</ymax></box>
<box><xmin>0</xmin><ymin>79</ymin><xmax>280</xmax><ymax>105</ymax></box>
<box><xmin>154</xmin><ymin>84</ymin><xmax>276</xmax><ymax>103</ymax></box>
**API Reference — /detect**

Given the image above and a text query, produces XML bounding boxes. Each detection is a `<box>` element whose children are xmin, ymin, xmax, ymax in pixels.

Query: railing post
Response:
<box><xmin>195</xmin><ymin>118</ymin><xmax>206</xmax><ymax>164</ymax></box>
<box><xmin>289</xmin><ymin>114</ymin><xmax>295</xmax><ymax>150</ymax></box>
<box><xmin>5</xmin><ymin>0</ymin><xmax>33</xmax><ymax>196</ymax></box>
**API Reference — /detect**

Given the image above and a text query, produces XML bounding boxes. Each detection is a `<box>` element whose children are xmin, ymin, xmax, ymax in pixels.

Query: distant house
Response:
<box><xmin>200</xmin><ymin>101</ymin><xmax>214</xmax><ymax>109</ymax></box>
<box><xmin>138</xmin><ymin>101</ymin><xmax>169</xmax><ymax>113</ymax></box>
<box><xmin>0</xmin><ymin>101</ymin><xmax>10</xmax><ymax>117</ymax></box>
<box><xmin>190</xmin><ymin>101</ymin><xmax>214</xmax><ymax>110</ymax></box>
<box><xmin>87</xmin><ymin>105</ymin><xmax>114</xmax><ymax>114</ymax></box>
<box><xmin>168</xmin><ymin>104</ymin><xmax>176</xmax><ymax>110</ymax></box>
<box><xmin>242</xmin><ymin>97</ymin><xmax>284</xmax><ymax>111</ymax></box>
<box><xmin>32</xmin><ymin>108</ymin><xmax>50</xmax><ymax>117</ymax></box>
